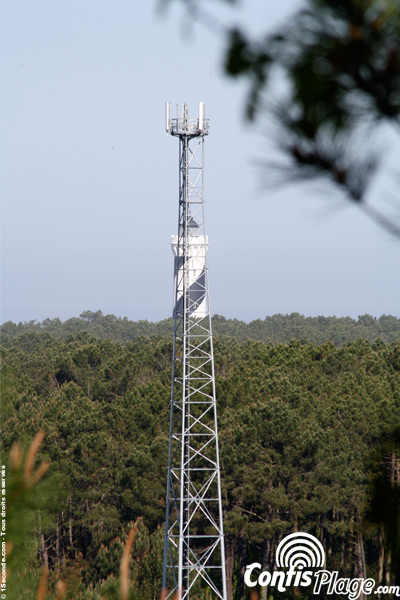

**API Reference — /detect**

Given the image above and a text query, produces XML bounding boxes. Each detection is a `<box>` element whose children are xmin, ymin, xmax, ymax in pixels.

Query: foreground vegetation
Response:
<box><xmin>1</xmin><ymin>317</ymin><xmax>399</xmax><ymax>598</ymax></box>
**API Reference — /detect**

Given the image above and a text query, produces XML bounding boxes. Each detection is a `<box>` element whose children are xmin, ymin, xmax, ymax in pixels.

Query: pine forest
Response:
<box><xmin>1</xmin><ymin>312</ymin><xmax>399</xmax><ymax>599</ymax></box>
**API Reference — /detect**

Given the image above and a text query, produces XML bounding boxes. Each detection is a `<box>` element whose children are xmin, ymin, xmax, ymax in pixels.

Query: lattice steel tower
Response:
<box><xmin>162</xmin><ymin>102</ymin><xmax>227</xmax><ymax>600</ymax></box>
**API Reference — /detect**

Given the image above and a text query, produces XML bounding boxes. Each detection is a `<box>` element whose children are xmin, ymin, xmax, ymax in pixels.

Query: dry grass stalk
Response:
<box><xmin>9</xmin><ymin>441</ymin><xmax>23</xmax><ymax>472</ymax></box>
<box><xmin>31</xmin><ymin>460</ymin><xmax>50</xmax><ymax>485</ymax></box>
<box><xmin>36</xmin><ymin>567</ymin><xmax>48</xmax><ymax>600</ymax></box>
<box><xmin>120</xmin><ymin>524</ymin><xmax>137</xmax><ymax>600</ymax></box>
<box><xmin>159</xmin><ymin>587</ymin><xmax>183</xmax><ymax>599</ymax></box>
<box><xmin>24</xmin><ymin>431</ymin><xmax>45</xmax><ymax>482</ymax></box>
<box><xmin>55</xmin><ymin>580</ymin><xmax>67</xmax><ymax>600</ymax></box>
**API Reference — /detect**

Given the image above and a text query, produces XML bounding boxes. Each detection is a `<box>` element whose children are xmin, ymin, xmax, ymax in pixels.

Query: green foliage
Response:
<box><xmin>221</xmin><ymin>0</ymin><xmax>400</xmax><ymax>236</ymax></box>
<box><xmin>3</xmin><ymin>432</ymin><xmax>60</xmax><ymax>600</ymax></box>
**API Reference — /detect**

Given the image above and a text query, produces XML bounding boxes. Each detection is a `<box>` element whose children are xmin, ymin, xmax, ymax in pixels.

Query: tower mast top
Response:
<box><xmin>165</xmin><ymin>102</ymin><xmax>209</xmax><ymax>137</ymax></box>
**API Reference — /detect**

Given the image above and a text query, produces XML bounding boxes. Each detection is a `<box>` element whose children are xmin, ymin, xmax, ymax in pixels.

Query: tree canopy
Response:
<box><xmin>1</xmin><ymin>309</ymin><xmax>399</xmax><ymax>346</ymax></box>
<box><xmin>1</xmin><ymin>326</ymin><xmax>399</xmax><ymax>598</ymax></box>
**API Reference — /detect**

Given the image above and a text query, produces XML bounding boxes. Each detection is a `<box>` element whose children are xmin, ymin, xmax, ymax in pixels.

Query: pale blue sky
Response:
<box><xmin>2</xmin><ymin>0</ymin><xmax>399</xmax><ymax>323</ymax></box>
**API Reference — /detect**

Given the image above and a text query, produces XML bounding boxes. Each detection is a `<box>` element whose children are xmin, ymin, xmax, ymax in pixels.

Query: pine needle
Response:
<box><xmin>159</xmin><ymin>588</ymin><xmax>183</xmax><ymax>600</ymax></box>
<box><xmin>55</xmin><ymin>580</ymin><xmax>67</xmax><ymax>600</ymax></box>
<box><xmin>36</xmin><ymin>567</ymin><xmax>48</xmax><ymax>600</ymax></box>
<box><xmin>31</xmin><ymin>460</ymin><xmax>50</xmax><ymax>485</ymax></box>
<box><xmin>120</xmin><ymin>524</ymin><xmax>137</xmax><ymax>600</ymax></box>
<box><xmin>24</xmin><ymin>431</ymin><xmax>45</xmax><ymax>482</ymax></box>
<box><xmin>9</xmin><ymin>441</ymin><xmax>22</xmax><ymax>472</ymax></box>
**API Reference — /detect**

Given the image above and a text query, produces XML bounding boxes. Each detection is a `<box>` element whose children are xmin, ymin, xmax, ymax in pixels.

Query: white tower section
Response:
<box><xmin>171</xmin><ymin>222</ymin><xmax>208</xmax><ymax>319</ymax></box>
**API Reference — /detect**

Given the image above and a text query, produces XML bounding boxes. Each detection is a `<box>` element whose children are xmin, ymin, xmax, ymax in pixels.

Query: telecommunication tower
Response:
<box><xmin>162</xmin><ymin>102</ymin><xmax>227</xmax><ymax>600</ymax></box>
